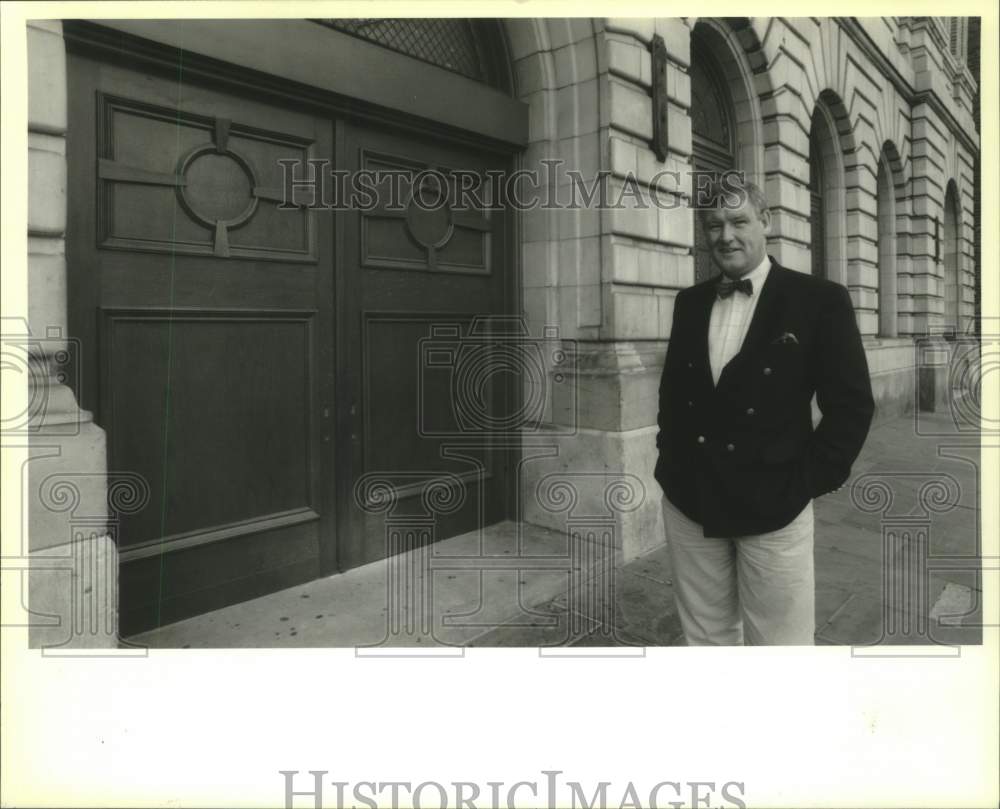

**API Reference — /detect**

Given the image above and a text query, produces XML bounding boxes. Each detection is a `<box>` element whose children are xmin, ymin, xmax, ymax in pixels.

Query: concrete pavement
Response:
<box><xmin>130</xmin><ymin>410</ymin><xmax>983</xmax><ymax>649</ymax></box>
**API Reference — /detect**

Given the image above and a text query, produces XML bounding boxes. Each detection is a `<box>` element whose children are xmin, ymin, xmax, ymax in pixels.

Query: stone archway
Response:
<box><xmin>808</xmin><ymin>91</ymin><xmax>853</xmax><ymax>287</ymax></box>
<box><xmin>943</xmin><ymin>180</ymin><xmax>962</xmax><ymax>334</ymax></box>
<box><xmin>876</xmin><ymin>142</ymin><xmax>905</xmax><ymax>338</ymax></box>
<box><xmin>689</xmin><ymin>19</ymin><xmax>766</xmax><ymax>182</ymax></box>
<box><xmin>505</xmin><ymin>18</ymin><xmax>604</xmax><ymax>341</ymax></box>
<box><xmin>876</xmin><ymin>154</ymin><xmax>897</xmax><ymax>337</ymax></box>
<box><xmin>689</xmin><ymin>18</ymin><xmax>768</xmax><ymax>283</ymax></box>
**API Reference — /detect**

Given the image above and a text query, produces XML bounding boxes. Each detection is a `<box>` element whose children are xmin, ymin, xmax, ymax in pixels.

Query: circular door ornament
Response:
<box><xmin>177</xmin><ymin>144</ymin><xmax>259</xmax><ymax>231</ymax></box>
<box><xmin>405</xmin><ymin>175</ymin><xmax>454</xmax><ymax>249</ymax></box>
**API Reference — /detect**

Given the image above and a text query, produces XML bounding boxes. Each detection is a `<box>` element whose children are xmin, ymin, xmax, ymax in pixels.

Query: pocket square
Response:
<box><xmin>771</xmin><ymin>331</ymin><xmax>799</xmax><ymax>345</ymax></box>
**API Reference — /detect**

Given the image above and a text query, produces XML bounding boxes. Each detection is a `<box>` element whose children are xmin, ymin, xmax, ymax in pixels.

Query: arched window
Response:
<box><xmin>690</xmin><ymin>41</ymin><xmax>736</xmax><ymax>173</ymax></box>
<box><xmin>807</xmin><ymin>95</ymin><xmax>852</xmax><ymax>288</ymax></box>
<box><xmin>690</xmin><ymin>33</ymin><xmax>737</xmax><ymax>284</ymax></box>
<box><xmin>943</xmin><ymin>183</ymin><xmax>962</xmax><ymax>335</ymax></box>
<box><xmin>808</xmin><ymin>118</ymin><xmax>827</xmax><ymax>279</ymax></box>
<box><xmin>314</xmin><ymin>18</ymin><xmax>512</xmax><ymax>91</ymax></box>
<box><xmin>948</xmin><ymin>17</ymin><xmax>970</xmax><ymax>62</ymax></box>
<box><xmin>876</xmin><ymin>156</ymin><xmax>897</xmax><ymax>337</ymax></box>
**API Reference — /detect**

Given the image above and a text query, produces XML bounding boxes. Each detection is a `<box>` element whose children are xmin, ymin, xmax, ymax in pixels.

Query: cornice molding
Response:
<box><xmin>837</xmin><ymin>17</ymin><xmax>979</xmax><ymax>156</ymax></box>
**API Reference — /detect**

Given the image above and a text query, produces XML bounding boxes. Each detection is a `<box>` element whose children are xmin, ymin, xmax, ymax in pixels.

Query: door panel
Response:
<box><xmin>339</xmin><ymin>122</ymin><xmax>513</xmax><ymax>569</ymax></box>
<box><xmin>101</xmin><ymin>309</ymin><xmax>316</xmax><ymax>546</ymax></box>
<box><xmin>67</xmin><ymin>48</ymin><xmax>518</xmax><ymax>634</ymax></box>
<box><xmin>95</xmin><ymin>93</ymin><xmax>315</xmax><ymax>261</ymax></box>
<box><xmin>67</xmin><ymin>53</ymin><xmax>335</xmax><ymax>635</ymax></box>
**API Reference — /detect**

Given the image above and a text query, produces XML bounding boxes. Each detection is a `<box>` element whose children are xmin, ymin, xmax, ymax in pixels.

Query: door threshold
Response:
<box><xmin>126</xmin><ymin>520</ymin><xmax>624</xmax><ymax>649</ymax></box>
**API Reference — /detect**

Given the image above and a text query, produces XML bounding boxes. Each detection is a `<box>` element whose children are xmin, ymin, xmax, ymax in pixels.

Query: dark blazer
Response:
<box><xmin>654</xmin><ymin>258</ymin><xmax>875</xmax><ymax>538</ymax></box>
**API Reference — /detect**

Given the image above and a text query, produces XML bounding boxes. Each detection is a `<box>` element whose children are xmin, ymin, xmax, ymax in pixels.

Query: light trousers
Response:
<box><xmin>662</xmin><ymin>496</ymin><xmax>816</xmax><ymax>645</ymax></box>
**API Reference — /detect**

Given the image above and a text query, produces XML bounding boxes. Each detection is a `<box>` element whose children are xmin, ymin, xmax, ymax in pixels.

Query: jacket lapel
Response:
<box><xmin>715</xmin><ymin>258</ymin><xmax>788</xmax><ymax>390</ymax></box>
<box><xmin>689</xmin><ymin>281</ymin><xmax>717</xmax><ymax>388</ymax></box>
<box><xmin>740</xmin><ymin>258</ymin><xmax>788</xmax><ymax>354</ymax></box>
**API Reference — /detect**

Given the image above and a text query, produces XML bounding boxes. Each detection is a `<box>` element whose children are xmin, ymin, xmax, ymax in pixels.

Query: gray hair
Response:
<box><xmin>693</xmin><ymin>174</ymin><xmax>770</xmax><ymax>221</ymax></box>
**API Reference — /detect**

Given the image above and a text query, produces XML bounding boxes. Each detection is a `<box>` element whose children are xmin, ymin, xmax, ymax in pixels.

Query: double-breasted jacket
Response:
<box><xmin>654</xmin><ymin>259</ymin><xmax>876</xmax><ymax>538</ymax></box>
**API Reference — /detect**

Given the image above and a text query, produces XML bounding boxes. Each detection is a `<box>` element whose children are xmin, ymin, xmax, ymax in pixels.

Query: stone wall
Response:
<box><xmin>25</xmin><ymin>20</ymin><xmax>115</xmax><ymax>649</ymax></box>
<box><xmin>508</xmin><ymin>17</ymin><xmax>979</xmax><ymax>559</ymax></box>
<box><xmin>25</xmin><ymin>17</ymin><xmax>980</xmax><ymax>608</ymax></box>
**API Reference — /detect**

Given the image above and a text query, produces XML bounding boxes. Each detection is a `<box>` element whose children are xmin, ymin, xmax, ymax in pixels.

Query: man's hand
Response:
<box><xmin>801</xmin><ymin>283</ymin><xmax>875</xmax><ymax>498</ymax></box>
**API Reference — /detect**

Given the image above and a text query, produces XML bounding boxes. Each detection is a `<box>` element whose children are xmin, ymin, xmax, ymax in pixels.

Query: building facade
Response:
<box><xmin>23</xmin><ymin>17</ymin><xmax>981</xmax><ymax>643</ymax></box>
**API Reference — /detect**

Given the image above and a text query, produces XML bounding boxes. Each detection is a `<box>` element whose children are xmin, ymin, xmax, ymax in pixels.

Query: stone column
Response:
<box><xmin>520</xmin><ymin>340</ymin><xmax>663</xmax><ymax>561</ymax></box>
<box><xmin>24</xmin><ymin>21</ymin><xmax>115</xmax><ymax>650</ymax></box>
<box><xmin>508</xmin><ymin>19</ymin><xmax>694</xmax><ymax>562</ymax></box>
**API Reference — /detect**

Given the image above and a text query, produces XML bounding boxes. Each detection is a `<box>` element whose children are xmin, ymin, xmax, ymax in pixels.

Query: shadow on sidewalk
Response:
<box><xmin>128</xmin><ymin>412</ymin><xmax>982</xmax><ymax>650</ymax></box>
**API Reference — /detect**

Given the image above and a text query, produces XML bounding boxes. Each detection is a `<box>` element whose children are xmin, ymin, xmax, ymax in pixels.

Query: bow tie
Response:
<box><xmin>715</xmin><ymin>276</ymin><xmax>753</xmax><ymax>299</ymax></box>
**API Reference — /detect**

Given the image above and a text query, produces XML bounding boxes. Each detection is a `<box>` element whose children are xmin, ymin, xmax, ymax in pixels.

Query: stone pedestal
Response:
<box><xmin>863</xmin><ymin>337</ymin><xmax>918</xmax><ymax>424</ymax></box>
<box><xmin>28</xmin><ymin>533</ymin><xmax>118</xmax><ymax>651</ymax></box>
<box><xmin>521</xmin><ymin>340</ymin><xmax>665</xmax><ymax>561</ymax></box>
<box><xmin>22</xmin><ymin>20</ymin><xmax>115</xmax><ymax>649</ymax></box>
<box><xmin>20</xmin><ymin>341</ymin><xmax>115</xmax><ymax>649</ymax></box>
<box><xmin>915</xmin><ymin>336</ymin><xmax>953</xmax><ymax>414</ymax></box>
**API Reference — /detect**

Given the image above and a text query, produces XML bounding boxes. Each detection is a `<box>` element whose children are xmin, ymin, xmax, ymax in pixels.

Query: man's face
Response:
<box><xmin>702</xmin><ymin>199</ymin><xmax>771</xmax><ymax>278</ymax></box>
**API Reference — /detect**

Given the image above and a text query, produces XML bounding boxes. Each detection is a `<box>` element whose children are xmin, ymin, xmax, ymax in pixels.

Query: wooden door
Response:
<box><xmin>337</xmin><ymin>120</ymin><xmax>514</xmax><ymax>569</ymax></box>
<box><xmin>67</xmin><ymin>53</ymin><xmax>335</xmax><ymax>635</ymax></box>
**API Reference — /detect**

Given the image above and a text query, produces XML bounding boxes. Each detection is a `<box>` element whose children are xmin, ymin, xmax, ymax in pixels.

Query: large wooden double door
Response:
<box><xmin>66</xmin><ymin>48</ymin><xmax>514</xmax><ymax>635</ymax></box>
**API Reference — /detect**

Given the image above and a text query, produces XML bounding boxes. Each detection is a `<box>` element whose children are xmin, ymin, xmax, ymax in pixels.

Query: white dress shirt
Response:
<box><xmin>708</xmin><ymin>255</ymin><xmax>771</xmax><ymax>386</ymax></box>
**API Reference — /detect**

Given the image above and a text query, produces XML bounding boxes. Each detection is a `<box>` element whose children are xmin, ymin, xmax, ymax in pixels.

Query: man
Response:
<box><xmin>654</xmin><ymin>177</ymin><xmax>875</xmax><ymax>645</ymax></box>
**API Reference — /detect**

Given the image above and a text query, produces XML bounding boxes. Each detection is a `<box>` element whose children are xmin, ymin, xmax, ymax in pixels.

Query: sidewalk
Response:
<box><xmin>131</xmin><ymin>410</ymin><xmax>982</xmax><ymax>648</ymax></box>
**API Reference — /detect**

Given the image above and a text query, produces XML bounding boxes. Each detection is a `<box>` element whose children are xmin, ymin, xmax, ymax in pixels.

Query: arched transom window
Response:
<box><xmin>314</xmin><ymin>18</ymin><xmax>509</xmax><ymax>89</ymax></box>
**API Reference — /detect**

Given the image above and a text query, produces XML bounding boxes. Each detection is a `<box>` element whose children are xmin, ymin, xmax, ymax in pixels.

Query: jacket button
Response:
<box><xmin>687</xmin><ymin>400</ymin><xmax>694</xmax><ymax>407</ymax></box>
<box><xmin>697</xmin><ymin>435</ymin><xmax>705</xmax><ymax>444</ymax></box>
<box><xmin>746</xmin><ymin>407</ymin><xmax>755</xmax><ymax>416</ymax></box>
<box><xmin>726</xmin><ymin>443</ymin><xmax>735</xmax><ymax>452</ymax></box>
<box><xmin>687</xmin><ymin>362</ymin><xmax>693</xmax><ymax>369</ymax></box>
<box><xmin>763</xmin><ymin>367</ymin><xmax>772</xmax><ymax>376</ymax></box>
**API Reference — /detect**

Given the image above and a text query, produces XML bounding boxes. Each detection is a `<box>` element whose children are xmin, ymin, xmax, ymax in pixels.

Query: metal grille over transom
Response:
<box><xmin>315</xmin><ymin>19</ymin><xmax>485</xmax><ymax>82</ymax></box>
